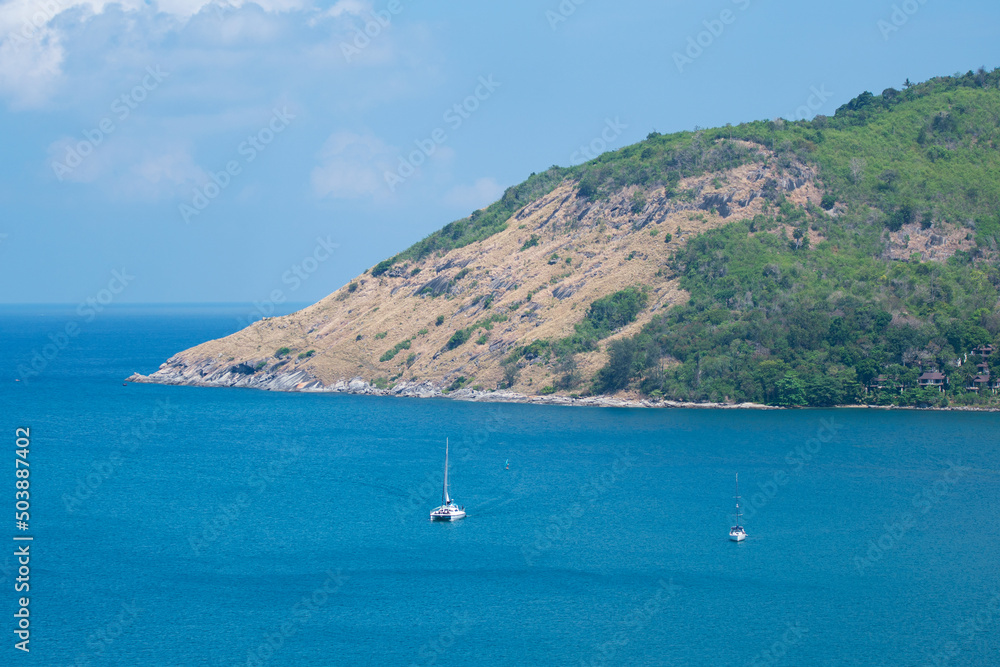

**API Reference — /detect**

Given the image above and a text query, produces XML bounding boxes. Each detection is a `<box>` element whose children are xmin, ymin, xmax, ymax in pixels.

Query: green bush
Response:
<box><xmin>446</xmin><ymin>329</ymin><xmax>470</xmax><ymax>350</ymax></box>
<box><xmin>297</xmin><ymin>350</ymin><xmax>315</xmax><ymax>359</ymax></box>
<box><xmin>275</xmin><ymin>347</ymin><xmax>291</xmax><ymax>358</ymax></box>
<box><xmin>581</xmin><ymin>287</ymin><xmax>649</xmax><ymax>338</ymax></box>
<box><xmin>445</xmin><ymin>314</ymin><xmax>508</xmax><ymax>351</ymax></box>
<box><xmin>520</xmin><ymin>234</ymin><xmax>541</xmax><ymax>251</ymax></box>
<box><xmin>886</xmin><ymin>203</ymin><xmax>915</xmax><ymax>231</ymax></box>
<box><xmin>630</xmin><ymin>191</ymin><xmax>647</xmax><ymax>214</ymax></box>
<box><xmin>380</xmin><ymin>338</ymin><xmax>413</xmax><ymax>362</ymax></box>
<box><xmin>435</xmin><ymin>315</ymin><xmax>445</xmax><ymax>326</ymax></box>
<box><xmin>371</xmin><ymin>260</ymin><xmax>393</xmax><ymax>277</ymax></box>
<box><xmin>374</xmin><ymin>332</ymin><xmax>388</xmax><ymax>340</ymax></box>
<box><xmin>578</xmin><ymin>171</ymin><xmax>602</xmax><ymax>199</ymax></box>
<box><xmin>445</xmin><ymin>376</ymin><xmax>469</xmax><ymax>392</ymax></box>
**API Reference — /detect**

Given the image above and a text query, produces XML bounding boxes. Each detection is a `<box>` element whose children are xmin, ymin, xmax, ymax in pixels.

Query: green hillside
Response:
<box><xmin>384</xmin><ymin>68</ymin><xmax>1000</xmax><ymax>408</ymax></box>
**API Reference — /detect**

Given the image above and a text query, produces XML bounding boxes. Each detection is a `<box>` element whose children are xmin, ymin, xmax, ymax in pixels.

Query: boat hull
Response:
<box><xmin>729</xmin><ymin>530</ymin><xmax>746</xmax><ymax>542</ymax></box>
<box><xmin>430</xmin><ymin>506</ymin><xmax>466</xmax><ymax>521</ymax></box>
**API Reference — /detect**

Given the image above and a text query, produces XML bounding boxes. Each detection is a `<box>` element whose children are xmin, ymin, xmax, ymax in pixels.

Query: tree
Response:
<box><xmin>886</xmin><ymin>203</ymin><xmax>915</xmax><ymax>231</ymax></box>
<box><xmin>595</xmin><ymin>338</ymin><xmax>638</xmax><ymax>393</ymax></box>
<box><xmin>501</xmin><ymin>362</ymin><xmax>519</xmax><ymax>389</ymax></box>
<box><xmin>828</xmin><ymin>317</ymin><xmax>849</xmax><ymax>345</ymax></box>
<box><xmin>805</xmin><ymin>374</ymin><xmax>842</xmax><ymax>407</ymax></box>
<box><xmin>850</xmin><ymin>157</ymin><xmax>866</xmax><ymax>184</ymax></box>
<box><xmin>555</xmin><ymin>355</ymin><xmax>581</xmax><ymax>390</ymax></box>
<box><xmin>775</xmin><ymin>372</ymin><xmax>806</xmax><ymax>406</ymax></box>
<box><xmin>855</xmin><ymin>358</ymin><xmax>880</xmax><ymax>386</ymax></box>
<box><xmin>755</xmin><ymin>360</ymin><xmax>790</xmax><ymax>403</ymax></box>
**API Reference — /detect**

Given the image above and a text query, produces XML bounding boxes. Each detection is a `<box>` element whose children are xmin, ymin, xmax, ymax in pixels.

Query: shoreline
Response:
<box><xmin>124</xmin><ymin>373</ymin><xmax>1000</xmax><ymax>412</ymax></box>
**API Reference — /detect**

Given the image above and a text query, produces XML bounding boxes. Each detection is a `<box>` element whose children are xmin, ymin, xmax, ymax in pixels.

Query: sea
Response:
<box><xmin>1</xmin><ymin>304</ymin><xmax>998</xmax><ymax>666</ymax></box>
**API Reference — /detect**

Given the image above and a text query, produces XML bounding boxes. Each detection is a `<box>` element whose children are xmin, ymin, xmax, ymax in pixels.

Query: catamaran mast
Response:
<box><xmin>443</xmin><ymin>438</ymin><xmax>451</xmax><ymax>505</ymax></box>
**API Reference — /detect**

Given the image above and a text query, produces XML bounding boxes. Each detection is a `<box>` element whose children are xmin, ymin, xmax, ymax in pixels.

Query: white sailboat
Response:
<box><xmin>729</xmin><ymin>473</ymin><xmax>746</xmax><ymax>542</ymax></box>
<box><xmin>430</xmin><ymin>438</ymin><xmax>466</xmax><ymax>521</ymax></box>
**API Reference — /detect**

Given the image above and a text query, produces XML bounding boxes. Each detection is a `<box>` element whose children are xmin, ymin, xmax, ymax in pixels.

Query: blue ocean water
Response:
<box><xmin>1</xmin><ymin>305</ymin><xmax>998</xmax><ymax>666</ymax></box>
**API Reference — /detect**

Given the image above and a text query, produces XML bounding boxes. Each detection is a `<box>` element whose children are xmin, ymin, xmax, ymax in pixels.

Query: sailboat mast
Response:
<box><xmin>735</xmin><ymin>473</ymin><xmax>741</xmax><ymax>524</ymax></box>
<box><xmin>443</xmin><ymin>438</ymin><xmax>450</xmax><ymax>505</ymax></box>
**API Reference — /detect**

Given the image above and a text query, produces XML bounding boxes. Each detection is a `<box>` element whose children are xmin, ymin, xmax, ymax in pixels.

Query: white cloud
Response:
<box><xmin>443</xmin><ymin>177</ymin><xmax>504</xmax><ymax>211</ymax></box>
<box><xmin>0</xmin><ymin>0</ymin><xmax>437</xmax><ymax>110</ymax></box>
<box><xmin>46</xmin><ymin>133</ymin><xmax>205</xmax><ymax>199</ymax></box>
<box><xmin>0</xmin><ymin>0</ymin><xmax>311</xmax><ymax>108</ymax></box>
<box><xmin>326</xmin><ymin>0</ymin><xmax>369</xmax><ymax>18</ymax></box>
<box><xmin>311</xmin><ymin>130</ymin><xmax>396</xmax><ymax>199</ymax></box>
<box><xmin>0</xmin><ymin>24</ymin><xmax>64</xmax><ymax>109</ymax></box>
<box><xmin>131</xmin><ymin>147</ymin><xmax>207</xmax><ymax>196</ymax></box>
<box><xmin>1</xmin><ymin>0</ymin><xmax>443</xmax><ymax>207</ymax></box>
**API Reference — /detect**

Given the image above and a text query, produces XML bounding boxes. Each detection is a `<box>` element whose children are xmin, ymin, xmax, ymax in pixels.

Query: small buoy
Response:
<box><xmin>15</xmin><ymin>379</ymin><xmax>20</xmax><ymax>382</ymax></box>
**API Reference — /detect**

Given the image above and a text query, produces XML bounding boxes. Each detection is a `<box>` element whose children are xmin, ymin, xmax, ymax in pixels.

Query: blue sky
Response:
<box><xmin>1</xmin><ymin>0</ymin><xmax>997</xmax><ymax>304</ymax></box>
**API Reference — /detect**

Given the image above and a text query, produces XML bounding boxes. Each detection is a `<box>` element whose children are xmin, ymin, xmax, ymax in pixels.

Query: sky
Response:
<box><xmin>0</xmin><ymin>0</ymin><xmax>998</xmax><ymax>304</ymax></box>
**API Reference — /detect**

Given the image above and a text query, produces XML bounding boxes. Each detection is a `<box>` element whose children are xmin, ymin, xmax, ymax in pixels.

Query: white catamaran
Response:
<box><xmin>730</xmin><ymin>473</ymin><xmax>746</xmax><ymax>542</ymax></box>
<box><xmin>430</xmin><ymin>438</ymin><xmax>466</xmax><ymax>521</ymax></box>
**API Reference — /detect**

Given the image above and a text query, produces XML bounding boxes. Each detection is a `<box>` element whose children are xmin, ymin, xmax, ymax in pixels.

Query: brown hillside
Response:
<box><xmin>130</xmin><ymin>142</ymin><xmax>825</xmax><ymax>397</ymax></box>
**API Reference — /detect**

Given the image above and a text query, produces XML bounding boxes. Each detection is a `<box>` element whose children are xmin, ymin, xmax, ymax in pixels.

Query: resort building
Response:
<box><xmin>867</xmin><ymin>375</ymin><xmax>902</xmax><ymax>393</ymax></box>
<box><xmin>918</xmin><ymin>370</ymin><xmax>948</xmax><ymax>390</ymax></box>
